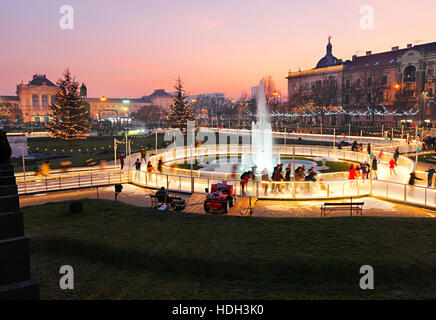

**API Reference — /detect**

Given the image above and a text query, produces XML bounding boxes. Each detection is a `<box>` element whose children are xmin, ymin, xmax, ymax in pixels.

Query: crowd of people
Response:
<box><xmin>239</xmin><ymin>163</ymin><xmax>320</xmax><ymax>196</ymax></box>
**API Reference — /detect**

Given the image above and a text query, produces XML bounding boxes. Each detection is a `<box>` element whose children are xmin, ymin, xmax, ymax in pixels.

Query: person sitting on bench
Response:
<box><xmin>155</xmin><ymin>187</ymin><xmax>169</xmax><ymax>203</ymax></box>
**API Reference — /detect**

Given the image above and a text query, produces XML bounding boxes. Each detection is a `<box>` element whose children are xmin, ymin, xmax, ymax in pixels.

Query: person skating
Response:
<box><xmin>371</xmin><ymin>157</ymin><xmax>378</xmax><ymax>179</ymax></box>
<box><xmin>393</xmin><ymin>148</ymin><xmax>400</xmax><ymax>164</ymax></box>
<box><xmin>140</xmin><ymin>147</ymin><xmax>147</xmax><ymax>163</ymax></box>
<box><xmin>389</xmin><ymin>158</ymin><xmax>397</xmax><ymax>176</ymax></box>
<box><xmin>134</xmin><ymin>158</ymin><xmax>141</xmax><ymax>180</ymax></box>
<box><xmin>408</xmin><ymin>171</ymin><xmax>423</xmax><ymax>196</ymax></box>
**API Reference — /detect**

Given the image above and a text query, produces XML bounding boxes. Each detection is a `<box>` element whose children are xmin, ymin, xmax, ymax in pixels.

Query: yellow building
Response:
<box><xmin>16</xmin><ymin>74</ymin><xmax>58</xmax><ymax>122</ymax></box>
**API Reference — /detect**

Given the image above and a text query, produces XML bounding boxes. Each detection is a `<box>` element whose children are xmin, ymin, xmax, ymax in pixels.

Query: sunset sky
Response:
<box><xmin>1</xmin><ymin>0</ymin><xmax>435</xmax><ymax>99</ymax></box>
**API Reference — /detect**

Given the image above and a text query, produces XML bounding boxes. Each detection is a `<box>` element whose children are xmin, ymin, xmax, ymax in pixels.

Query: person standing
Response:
<box><xmin>361</xmin><ymin>161</ymin><xmax>369</xmax><ymax>180</ymax></box>
<box><xmin>134</xmin><ymin>158</ymin><xmax>141</xmax><ymax>180</ymax></box>
<box><xmin>285</xmin><ymin>164</ymin><xmax>291</xmax><ymax>191</ymax></box>
<box><xmin>240</xmin><ymin>171</ymin><xmax>252</xmax><ymax>195</ymax></box>
<box><xmin>367</xmin><ymin>143</ymin><xmax>372</xmax><ymax>155</ymax></box>
<box><xmin>427</xmin><ymin>166</ymin><xmax>435</xmax><ymax>188</ymax></box>
<box><xmin>119</xmin><ymin>153</ymin><xmax>125</xmax><ymax>170</ymax></box>
<box><xmin>261</xmin><ymin>168</ymin><xmax>269</xmax><ymax>195</ymax></box>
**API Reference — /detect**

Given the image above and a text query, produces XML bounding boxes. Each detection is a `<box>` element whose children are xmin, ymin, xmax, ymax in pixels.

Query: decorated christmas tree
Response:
<box><xmin>167</xmin><ymin>77</ymin><xmax>196</xmax><ymax>133</ymax></box>
<box><xmin>46</xmin><ymin>69</ymin><xmax>91</xmax><ymax>142</ymax></box>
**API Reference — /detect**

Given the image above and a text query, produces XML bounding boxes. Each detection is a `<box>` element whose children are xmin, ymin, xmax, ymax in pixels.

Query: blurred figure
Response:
<box><xmin>41</xmin><ymin>161</ymin><xmax>51</xmax><ymax>176</ymax></box>
<box><xmin>157</xmin><ymin>158</ymin><xmax>163</xmax><ymax>173</ymax></box>
<box><xmin>377</xmin><ymin>150</ymin><xmax>384</xmax><ymax>164</ymax></box>
<box><xmin>99</xmin><ymin>160</ymin><xmax>107</xmax><ymax>171</ymax></box>
<box><xmin>60</xmin><ymin>161</ymin><xmax>72</xmax><ymax>173</ymax></box>
<box><xmin>146</xmin><ymin>161</ymin><xmax>154</xmax><ymax>182</ymax></box>
<box><xmin>426</xmin><ymin>166</ymin><xmax>435</xmax><ymax>188</ymax></box>
<box><xmin>140</xmin><ymin>147</ymin><xmax>147</xmax><ymax>164</ymax></box>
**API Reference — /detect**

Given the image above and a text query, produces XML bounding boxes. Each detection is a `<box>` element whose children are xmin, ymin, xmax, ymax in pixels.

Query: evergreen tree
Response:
<box><xmin>46</xmin><ymin>69</ymin><xmax>91</xmax><ymax>142</ymax></box>
<box><xmin>167</xmin><ymin>77</ymin><xmax>196</xmax><ymax>133</ymax></box>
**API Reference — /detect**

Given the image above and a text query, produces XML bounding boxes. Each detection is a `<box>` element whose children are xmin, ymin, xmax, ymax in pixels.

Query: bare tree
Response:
<box><xmin>360</xmin><ymin>68</ymin><xmax>385</xmax><ymax>125</ymax></box>
<box><xmin>310</xmin><ymin>76</ymin><xmax>339</xmax><ymax>125</ymax></box>
<box><xmin>261</xmin><ymin>75</ymin><xmax>276</xmax><ymax>108</ymax></box>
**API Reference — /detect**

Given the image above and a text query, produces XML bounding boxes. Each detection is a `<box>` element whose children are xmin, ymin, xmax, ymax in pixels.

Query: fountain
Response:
<box><xmin>241</xmin><ymin>80</ymin><xmax>280</xmax><ymax>173</ymax></box>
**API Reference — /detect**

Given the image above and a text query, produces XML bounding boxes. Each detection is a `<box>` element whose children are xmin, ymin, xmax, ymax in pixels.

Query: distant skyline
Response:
<box><xmin>1</xmin><ymin>0</ymin><xmax>435</xmax><ymax>98</ymax></box>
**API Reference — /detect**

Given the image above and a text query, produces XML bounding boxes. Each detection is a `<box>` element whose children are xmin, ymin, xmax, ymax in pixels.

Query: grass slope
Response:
<box><xmin>23</xmin><ymin>199</ymin><xmax>436</xmax><ymax>300</ymax></box>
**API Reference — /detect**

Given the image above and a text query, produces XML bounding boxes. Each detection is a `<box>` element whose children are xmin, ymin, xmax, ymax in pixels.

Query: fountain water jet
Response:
<box><xmin>241</xmin><ymin>80</ymin><xmax>280</xmax><ymax>173</ymax></box>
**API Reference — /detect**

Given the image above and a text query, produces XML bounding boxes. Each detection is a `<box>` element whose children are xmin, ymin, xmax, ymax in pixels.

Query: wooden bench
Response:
<box><xmin>150</xmin><ymin>193</ymin><xmax>186</xmax><ymax>211</ymax></box>
<box><xmin>320</xmin><ymin>202</ymin><xmax>364</xmax><ymax>217</ymax></box>
<box><xmin>150</xmin><ymin>194</ymin><xmax>165</xmax><ymax>208</ymax></box>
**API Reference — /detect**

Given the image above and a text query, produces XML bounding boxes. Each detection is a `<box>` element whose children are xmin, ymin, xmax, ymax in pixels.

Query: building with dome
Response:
<box><xmin>287</xmin><ymin>39</ymin><xmax>436</xmax><ymax>127</ymax></box>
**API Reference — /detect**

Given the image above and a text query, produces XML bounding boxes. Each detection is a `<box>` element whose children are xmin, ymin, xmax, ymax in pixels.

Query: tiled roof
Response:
<box><xmin>149</xmin><ymin>89</ymin><xmax>172</xmax><ymax>98</ymax></box>
<box><xmin>344</xmin><ymin>49</ymin><xmax>408</xmax><ymax>72</ymax></box>
<box><xmin>412</xmin><ymin>42</ymin><xmax>436</xmax><ymax>53</ymax></box>
<box><xmin>28</xmin><ymin>74</ymin><xmax>56</xmax><ymax>87</ymax></box>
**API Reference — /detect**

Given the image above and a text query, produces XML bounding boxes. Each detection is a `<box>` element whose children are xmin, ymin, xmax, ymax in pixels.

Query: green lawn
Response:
<box><xmin>409</xmin><ymin>153</ymin><xmax>436</xmax><ymax>165</ymax></box>
<box><xmin>23</xmin><ymin>199</ymin><xmax>436</xmax><ymax>299</ymax></box>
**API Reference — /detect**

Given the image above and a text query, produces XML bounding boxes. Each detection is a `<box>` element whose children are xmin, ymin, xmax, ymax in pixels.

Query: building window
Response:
<box><xmin>367</xmin><ymin>93</ymin><xmax>372</xmax><ymax>103</ymax></box>
<box><xmin>367</xmin><ymin>77</ymin><xmax>373</xmax><ymax>87</ymax></box>
<box><xmin>346</xmin><ymin>79</ymin><xmax>350</xmax><ymax>89</ymax></box>
<box><xmin>427</xmin><ymin>66</ymin><xmax>434</xmax><ymax>78</ymax></box>
<box><xmin>42</xmin><ymin>95</ymin><xmax>49</xmax><ymax>108</ymax></box>
<box><xmin>51</xmin><ymin>95</ymin><xmax>56</xmax><ymax>105</ymax></box>
<box><xmin>356</xmin><ymin>94</ymin><xmax>361</xmax><ymax>103</ymax></box>
<box><xmin>344</xmin><ymin>95</ymin><xmax>350</xmax><ymax>105</ymax></box>
<box><xmin>382</xmin><ymin>75</ymin><xmax>388</xmax><ymax>85</ymax></box>
<box><xmin>404</xmin><ymin>65</ymin><xmax>416</xmax><ymax>82</ymax></box>
<box><xmin>32</xmin><ymin>95</ymin><xmax>39</xmax><ymax>109</ymax></box>
<box><xmin>356</xmin><ymin>79</ymin><xmax>361</xmax><ymax>88</ymax></box>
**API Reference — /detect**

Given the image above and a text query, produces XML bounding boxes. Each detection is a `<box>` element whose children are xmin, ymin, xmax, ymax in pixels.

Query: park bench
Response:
<box><xmin>320</xmin><ymin>202</ymin><xmax>364</xmax><ymax>217</ymax></box>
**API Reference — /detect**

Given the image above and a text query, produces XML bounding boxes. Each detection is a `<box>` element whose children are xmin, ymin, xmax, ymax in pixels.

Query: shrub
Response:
<box><xmin>69</xmin><ymin>200</ymin><xmax>84</xmax><ymax>214</ymax></box>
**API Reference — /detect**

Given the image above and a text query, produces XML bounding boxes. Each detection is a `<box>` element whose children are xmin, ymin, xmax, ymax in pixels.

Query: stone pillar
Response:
<box><xmin>0</xmin><ymin>131</ymin><xmax>39</xmax><ymax>299</ymax></box>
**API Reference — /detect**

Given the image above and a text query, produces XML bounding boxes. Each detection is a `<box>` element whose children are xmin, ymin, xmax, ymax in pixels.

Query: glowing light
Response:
<box><xmin>123</xmin><ymin>100</ymin><xmax>130</xmax><ymax>104</ymax></box>
<box><xmin>100</xmin><ymin>97</ymin><xmax>107</xmax><ymax>101</ymax></box>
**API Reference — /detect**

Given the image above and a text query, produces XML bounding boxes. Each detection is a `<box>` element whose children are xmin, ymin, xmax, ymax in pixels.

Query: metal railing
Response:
<box><xmin>15</xmin><ymin>167</ymin><xmax>129</xmax><ymax>195</ymax></box>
